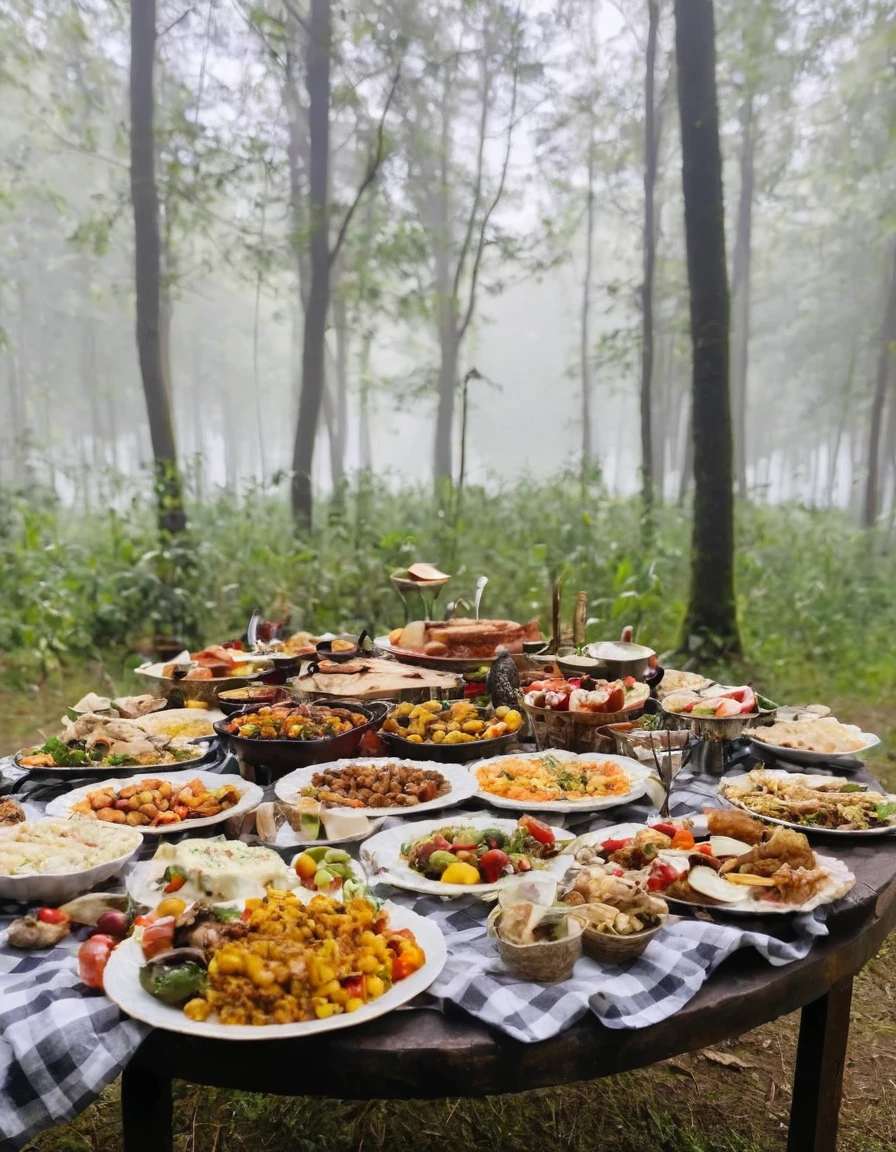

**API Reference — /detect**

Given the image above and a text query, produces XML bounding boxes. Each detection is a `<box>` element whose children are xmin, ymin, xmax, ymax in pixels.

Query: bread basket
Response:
<box><xmin>521</xmin><ymin>700</ymin><xmax>646</xmax><ymax>756</ymax></box>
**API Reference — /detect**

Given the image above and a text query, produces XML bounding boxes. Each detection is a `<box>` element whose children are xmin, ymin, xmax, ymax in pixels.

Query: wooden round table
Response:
<box><xmin>121</xmin><ymin>819</ymin><xmax>896</xmax><ymax>1152</ymax></box>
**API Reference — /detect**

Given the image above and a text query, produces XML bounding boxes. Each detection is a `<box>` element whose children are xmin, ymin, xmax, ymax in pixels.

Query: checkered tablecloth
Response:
<box><xmin>0</xmin><ymin>755</ymin><xmax>829</xmax><ymax>1149</ymax></box>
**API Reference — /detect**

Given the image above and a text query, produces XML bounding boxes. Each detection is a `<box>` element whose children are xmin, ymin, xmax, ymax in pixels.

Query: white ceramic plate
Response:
<box><xmin>748</xmin><ymin>732</ymin><xmax>880</xmax><ymax>765</ymax></box>
<box><xmin>558</xmin><ymin>818</ymin><xmax>856</xmax><ymax>915</ymax></box>
<box><xmin>45</xmin><ymin>770</ymin><xmax>264</xmax><ymax>835</ymax></box>
<box><xmin>468</xmin><ymin>749</ymin><xmax>653</xmax><ymax>813</ymax></box>
<box><xmin>258</xmin><ymin>818</ymin><xmax>387</xmax><ymax>851</ymax></box>
<box><xmin>103</xmin><ymin>900</ymin><xmax>446</xmax><ymax>1040</ymax></box>
<box><xmin>719</xmin><ymin>770</ymin><xmax>896</xmax><ymax>837</ymax></box>
<box><xmin>663</xmin><ymin>852</ymin><xmax>856</xmax><ymax>916</ymax></box>
<box><xmin>0</xmin><ymin>819</ymin><xmax>143</xmax><ymax>903</ymax></box>
<box><xmin>274</xmin><ymin>758</ymin><xmax>478</xmax><ymax>816</ymax></box>
<box><xmin>126</xmin><ymin>843</ymin><xmax>365</xmax><ymax>907</ymax></box>
<box><xmin>360</xmin><ymin>812</ymin><xmax>571</xmax><ymax>897</ymax></box>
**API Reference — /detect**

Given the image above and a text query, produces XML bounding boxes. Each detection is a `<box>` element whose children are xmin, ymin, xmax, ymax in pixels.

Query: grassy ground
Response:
<box><xmin>5</xmin><ymin>674</ymin><xmax>895</xmax><ymax>1152</ymax></box>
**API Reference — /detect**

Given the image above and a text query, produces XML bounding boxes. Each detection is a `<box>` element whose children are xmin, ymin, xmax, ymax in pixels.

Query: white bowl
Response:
<box><xmin>0</xmin><ymin>820</ymin><xmax>143</xmax><ymax>904</ymax></box>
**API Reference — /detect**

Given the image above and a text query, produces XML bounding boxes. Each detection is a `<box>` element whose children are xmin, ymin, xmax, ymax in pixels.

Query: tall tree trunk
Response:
<box><xmin>862</xmin><ymin>244</ymin><xmax>896</xmax><ymax>528</ymax></box>
<box><xmin>129</xmin><ymin>0</ymin><xmax>186</xmax><ymax>534</ymax></box>
<box><xmin>825</xmin><ymin>348</ymin><xmax>855</xmax><ymax>507</ymax></box>
<box><xmin>290</xmin><ymin>0</ymin><xmax>331</xmax><ymax>530</ymax></box>
<box><xmin>641</xmin><ymin>0</ymin><xmax>660</xmax><ymax>509</ymax></box>
<box><xmin>332</xmin><ymin>283</ymin><xmax>349</xmax><ymax>491</ymax></box>
<box><xmin>359</xmin><ymin>330</ymin><xmax>374</xmax><ymax>472</ymax></box>
<box><xmin>674</xmin><ymin>0</ymin><xmax>741</xmax><ymax>655</ymax></box>
<box><xmin>730</xmin><ymin>94</ymin><xmax>755</xmax><ymax>501</ymax></box>
<box><xmin>580</xmin><ymin>132</ymin><xmax>595</xmax><ymax>480</ymax></box>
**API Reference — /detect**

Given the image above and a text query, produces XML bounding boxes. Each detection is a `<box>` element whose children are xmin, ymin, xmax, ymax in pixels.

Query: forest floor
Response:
<box><xmin>4</xmin><ymin>673</ymin><xmax>895</xmax><ymax>1152</ymax></box>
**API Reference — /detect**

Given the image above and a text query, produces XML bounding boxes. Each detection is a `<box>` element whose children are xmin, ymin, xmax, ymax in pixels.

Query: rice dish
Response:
<box><xmin>0</xmin><ymin>818</ymin><xmax>142</xmax><ymax>876</ymax></box>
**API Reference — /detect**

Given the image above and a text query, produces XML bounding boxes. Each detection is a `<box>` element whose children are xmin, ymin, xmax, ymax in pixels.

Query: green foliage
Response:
<box><xmin>1</xmin><ymin>475</ymin><xmax>894</xmax><ymax>713</ymax></box>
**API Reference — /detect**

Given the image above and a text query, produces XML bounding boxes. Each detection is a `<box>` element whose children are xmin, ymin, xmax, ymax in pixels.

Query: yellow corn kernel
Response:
<box><xmin>184</xmin><ymin>998</ymin><xmax>212</xmax><ymax>1021</ymax></box>
<box><xmin>316</xmin><ymin>964</ymin><xmax>335</xmax><ymax>985</ymax></box>
<box><xmin>358</xmin><ymin>954</ymin><xmax>378</xmax><ymax>973</ymax></box>
<box><xmin>319</xmin><ymin>979</ymin><xmax>341</xmax><ymax>998</ymax></box>
<box><xmin>365</xmin><ymin>975</ymin><xmax>385</xmax><ymax>998</ymax></box>
<box><xmin>314</xmin><ymin>1002</ymin><xmax>338</xmax><ymax>1019</ymax></box>
<box><xmin>346</xmin><ymin>997</ymin><xmax>364</xmax><ymax>1013</ymax></box>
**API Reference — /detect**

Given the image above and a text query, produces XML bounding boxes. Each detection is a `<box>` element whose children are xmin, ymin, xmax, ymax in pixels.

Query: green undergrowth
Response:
<box><xmin>2</xmin><ymin>472</ymin><xmax>896</xmax><ymax>711</ymax></box>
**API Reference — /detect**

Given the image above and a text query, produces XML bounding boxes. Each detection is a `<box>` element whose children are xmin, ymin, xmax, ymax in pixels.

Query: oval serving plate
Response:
<box><xmin>360</xmin><ymin>812</ymin><xmax>571</xmax><ymax>897</ymax></box>
<box><xmin>719</xmin><ymin>770</ymin><xmax>896</xmax><ymax>837</ymax></box>
<box><xmin>45</xmin><ymin>769</ymin><xmax>263</xmax><ymax>835</ymax></box>
<box><xmin>103</xmin><ymin>900</ymin><xmax>446</xmax><ymax>1040</ymax></box>
<box><xmin>468</xmin><ymin>749</ymin><xmax>653</xmax><ymax>814</ymax></box>
<box><xmin>748</xmin><ymin>731</ymin><xmax>881</xmax><ymax>766</ymax></box>
<box><xmin>274</xmin><ymin>758</ymin><xmax>478</xmax><ymax>817</ymax></box>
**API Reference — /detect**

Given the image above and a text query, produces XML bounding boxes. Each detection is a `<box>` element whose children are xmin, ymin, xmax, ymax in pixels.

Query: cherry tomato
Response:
<box><xmin>518</xmin><ymin>815</ymin><xmax>555</xmax><ymax>846</ymax></box>
<box><xmin>671</xmin><ymin>829</ymin><xmax>696</xmax><ymax>850</ymax></box>
<box><xmin>479</xmin><ymin>849</ymin><xmax>511</xmax><ymax>884</ymax></box>
<box><xmin>37</xmin><ymin>907</ymin><xmax>69</xmax><ymax>925</ymax></box>
<box><xmin>612</xmin><ymin>868</ymin><xmax>625</xmax><ymax>877</ymax></box>
<box><xmin>650</xmin><ymin>822</ymin><xmax>678</xmax><ymax>839</ymax></box>
<box><xmin>695</xmin><ymin>843</ymin><xmax>714</xmax><ymax>856</ymax></box>
<box><xmin>623</xmin><ymin>675</ymin><xmax>637</xmax><ymax>688</ymax></box>
<box><xmin>141</xmin><ymin>916</ymin><xmax>176</xmax><ymax>960</ymax></box>
<box><xmin>78</xmin><ymin>935</ymin><xmax>116</xmax><ymax>990</ymax></box>
<box><xmin>133</xmin><ymin>913</ymin><xmax>157</xmax><ymax>928</ymax></box>
<box><xmin>601</xmin><ymin>838</ymin><xmax>631</xmax><ymax>853</ymax></box>
<box><xmin>646</xmin><ymin>863</ymin><xmax>679</xmax><ymax>892</ymax></box>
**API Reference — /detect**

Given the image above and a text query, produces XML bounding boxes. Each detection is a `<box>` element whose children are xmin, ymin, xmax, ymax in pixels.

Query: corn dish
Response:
<box><xmin>180</xmin><ymin>890</ymin><xmax>426</xmax><ymax>1025</ymax></box>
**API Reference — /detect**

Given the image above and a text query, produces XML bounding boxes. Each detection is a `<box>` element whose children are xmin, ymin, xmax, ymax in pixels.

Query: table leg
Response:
<box><xmin>121</xmin><ymin>1059</ymin><xmax>173</xmax><ymax>1152</ymax></box>
<box><xmin>786</xmin><ymin>977</ymin><xmax>854</xmax><ymax>1152</ymax></box>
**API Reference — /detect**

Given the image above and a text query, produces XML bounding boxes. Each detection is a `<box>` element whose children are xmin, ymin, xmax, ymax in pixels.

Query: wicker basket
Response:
<box><xmin>521</xmin><ymin>700</ymin><xmax>646</xmax><ymax>756</ymax></box>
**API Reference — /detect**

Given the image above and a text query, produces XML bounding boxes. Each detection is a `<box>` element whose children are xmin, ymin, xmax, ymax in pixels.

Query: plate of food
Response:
<box><xmin>469</xmin><ymin>749</ymin><xmax>653</xmax><ymax>813</ymax></box>
<box><xmin>747</xmin><ymin>718</ymin><xmax>880</xmax><ymax>765</ymax></box>
<box><xmin>214</xmin><ymin>702</ymin><xmax>385</xmax><ymax>777</ymax></box>
<box><xmin>360</xmin><ymin>812</ymin><xmax>571</xmax><ymax>896</ymax></box>
<box><xmin>135</xmin><ymin>709</ymin><xmax>225</xmax><ymax>740</ymax></box>
<box><xmin>128</xmin><ymin>837</ymin><xmax>366</xmax><ymax>908</ymax></box>
<box><xmin>135</xmin><ymin>647</ymin><xmax>274</xmax><ymax>705</ymax></box>
<box><xmin>274</xmin><ymin>758</ymin><xmax>478</xmax><ymax>816</ymax></box>
<box><xmin>719</xmin><ymin>769</ymin><xmax>896</xmax><ymax>835</ymax></box>
<box><xmin>46</xmin><ymin>770</ymin><xmax>263</xmax><ymax>833</ymax></box>
<box><xmin>378</xmin><ymin>700</ymin><xmax>523</xmax><ymax>763</ymax></box>
<box><xmin>102</xmin><ymin>891</ymin><xmax>445</xmax><ymax>1039</ymax></box>
<box><xmin>0</xmin><ymin>817</ymin><xmax>143</xmax><ymax>902</ymax></box>
<box><xmin>249</xmin><ymin>800</ymin><xmax>386</xmax><ymax>849</ymax></box>
<box><xmin>522</xmin><ymin>676</ymin><xmax>651</xmax><ymax>716</ymax></box>
<box><xmin>376</xmin><ymin>617</ymin><xmax>541</xmax><ymax>672</ymax></box>
<box><xmin>564</xmin><ymin>813</ymin><xmax>855</xmax><ymax>915</ymax></box>
<box><xmin>15</xmin><ymin>711</ymin><xmax>213</xmax><ymax>776</ymax></box>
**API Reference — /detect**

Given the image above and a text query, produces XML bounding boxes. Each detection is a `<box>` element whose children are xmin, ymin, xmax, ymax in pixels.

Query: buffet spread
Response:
<box><xmin>0</xmin><ymin>574</ymin><xmax>892</xmax><ymax>1146</ymax></box>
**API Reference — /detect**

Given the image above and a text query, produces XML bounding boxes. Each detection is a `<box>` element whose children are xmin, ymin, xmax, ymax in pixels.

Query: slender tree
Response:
<box><xmin>640</xmin><ymin>0</ymin><xmax>660</xmax><ymax>510</ymax></box>
<box><xmin>863</xmin><ymin>245</ymin><xmax>896</xmax><ymax>528</ymax></box>
<box><xmin>674</xmin><ymin>0</ymin><xmax>740</xmax><ymax>655</ymax></box>
<box><xmin>129</xmin><ymin>0</ymin><xmax>186</xmax><ymax>534</ymax></box>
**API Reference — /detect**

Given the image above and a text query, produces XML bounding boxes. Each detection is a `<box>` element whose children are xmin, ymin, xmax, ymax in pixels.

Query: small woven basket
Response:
<box><xmin>521</xmin><ymin>701</ymin><xmax>646</xmax><ymax>756</ymax></box>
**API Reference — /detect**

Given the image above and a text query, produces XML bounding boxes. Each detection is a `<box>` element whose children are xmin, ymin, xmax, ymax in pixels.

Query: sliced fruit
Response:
<box><xmin>686</xmin><ymin>866</ymin><xmax>751</xmax><ymax>903</ymax></box>
<box><xmin>714</xmin><ymin>699</ymin><xmax>743</xmax><ymax>718</ymax></box>
<box><xmin>397</xmin><ymin>620</ymin><xmax>426</xmax><ymax>650</ymax></box>
<box><xmin>722</xmin><ymin>873</ymin><xmax>777</xmax><ymax>887</ymax></box>
<box><xmin>708</xmin><ymin>836</ymin><xmax>754</xmax><ymax>858</ymax></box>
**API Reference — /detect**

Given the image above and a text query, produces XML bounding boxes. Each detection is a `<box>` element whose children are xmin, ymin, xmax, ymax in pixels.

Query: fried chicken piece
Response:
<box><xmin>766</xmin><ymin>864</ymin><xmax>827</xmax><ymax>904</ymax></box>
<box><xmin>720</xmin><ymin>827</ymin><xmax>815</xmax><ymax>877</ymax></box>
<box><xmin>0</xmin><ymin>799</ymin><xmax>26</xmax><ymax>827</ymax></box>
<box><xmin>705</xmin><ymin>807</ymin><xmax>767</xmax><ymax>845</ymax></box>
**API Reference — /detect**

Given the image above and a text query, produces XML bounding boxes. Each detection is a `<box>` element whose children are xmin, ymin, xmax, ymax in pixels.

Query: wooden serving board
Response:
<box><xmin>290</xmin><ymin>658</ymin><xmax>464</xmax><ymax>703</ymax></box>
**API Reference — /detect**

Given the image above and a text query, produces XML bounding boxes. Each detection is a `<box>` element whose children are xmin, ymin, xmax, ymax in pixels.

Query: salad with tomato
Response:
<box><xmin>401</xmin><ymin>815</ymin><xmax>565</xmax><ymax>885</ymax></box>
<box><xmin>523</xmin><ymin>676</ymin><xmax>650</xmax><ymax>714</ymax></box>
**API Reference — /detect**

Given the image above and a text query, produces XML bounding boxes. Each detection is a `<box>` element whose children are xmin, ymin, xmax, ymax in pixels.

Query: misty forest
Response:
<box><xmin>2</xmin><ymin>0</ymin><xmax>896</xmax><ymax>1146</ymax></box>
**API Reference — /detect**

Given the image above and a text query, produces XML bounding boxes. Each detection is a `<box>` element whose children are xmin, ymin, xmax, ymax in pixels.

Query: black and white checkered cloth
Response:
<box><xmin>0</xmin><ymin>756</ymin><xmax>828</xmax><ymax>1147</ymax></box>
